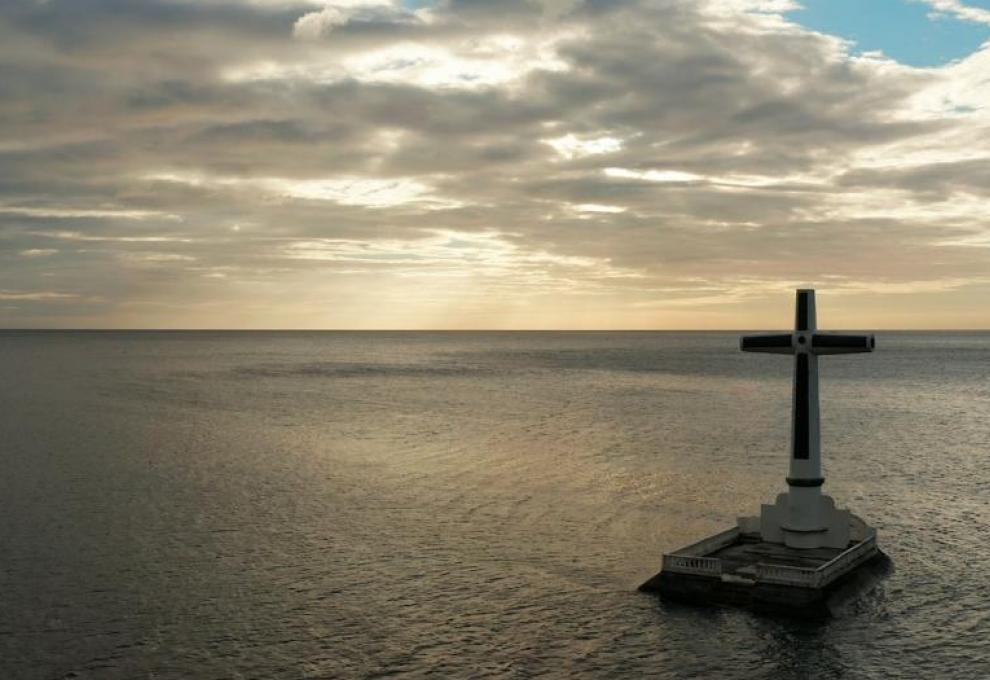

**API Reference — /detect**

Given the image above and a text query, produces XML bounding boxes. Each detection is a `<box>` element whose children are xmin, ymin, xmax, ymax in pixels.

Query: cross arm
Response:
<box><xmin>811</xmin><ymin>333</ymin><xmax>875</xmax><ymax>354</ymax></box>
<box><xmin>740</xmin><ymin>333</ymin><xmax>794</xmax><ymax>354</ymax></box>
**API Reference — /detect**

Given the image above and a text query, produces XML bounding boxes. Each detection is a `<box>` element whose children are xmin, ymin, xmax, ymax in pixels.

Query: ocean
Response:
<box><xmin>1</xmin><ymin>331</ymin><xmax>988</xmax><ymax>679</ymax></box>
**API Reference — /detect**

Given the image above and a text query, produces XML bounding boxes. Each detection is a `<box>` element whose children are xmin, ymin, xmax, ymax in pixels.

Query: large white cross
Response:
<box><xmin>739</xmin><ymin>289</ymin><xmax>874</xmax><ymax>547</ymax></box>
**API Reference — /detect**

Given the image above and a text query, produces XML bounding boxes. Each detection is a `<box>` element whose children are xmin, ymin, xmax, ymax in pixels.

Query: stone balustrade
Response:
<box><xmin>662</xmin><ymin>554</ymin><xmax>723</xmax><ymax>576</ymax></box>
<box><xmin>814</xmin><ymin>532</ymin><xmax>877</xmax><ymax>587</ymax></box>
<box><xmin>753</xmin><ymin>562</ymin><xmax>818</xmax><ymax>586</ymax></box>
<box><xmin>661</xmin><ymin>528</ymin><xmax>878</xmax><ymax>588</ymax></box>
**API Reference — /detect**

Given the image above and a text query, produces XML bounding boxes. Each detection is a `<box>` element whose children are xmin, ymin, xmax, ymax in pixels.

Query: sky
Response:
<box><xmin>2</xmin><ymin>0</ymin><xmax>990</xmax><ymax>330</ymax></box>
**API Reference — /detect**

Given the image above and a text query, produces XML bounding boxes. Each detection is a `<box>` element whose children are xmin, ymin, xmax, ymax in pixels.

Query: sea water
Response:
<box><xmin>1</xmin><ymin>331</ymin><xmax>988</xmax><ymax>678</ymax></box>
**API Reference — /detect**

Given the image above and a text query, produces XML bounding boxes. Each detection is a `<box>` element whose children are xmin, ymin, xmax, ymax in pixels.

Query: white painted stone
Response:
<box><xmin>755</xmin><ymin>493</ymin><xmax>851</xmax><ymax>549</ymax></box>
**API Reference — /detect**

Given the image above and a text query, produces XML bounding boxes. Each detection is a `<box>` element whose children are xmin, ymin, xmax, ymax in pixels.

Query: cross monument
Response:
<box><xmin>738</xmin><ymin>289</ymin><xmax>875</xmax><ymax>549</ymax></box>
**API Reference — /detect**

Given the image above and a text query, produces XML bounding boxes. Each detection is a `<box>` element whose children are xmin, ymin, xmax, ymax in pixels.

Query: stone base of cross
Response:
<box><xmin>735</xmin><ymin>289</ymin><xmax>875</xmax><ymax>550</ymax></box>
<box><xmin>738</xmin><ymin>492</ymin><xmax>853</xmax><ymax>549</ymax></box>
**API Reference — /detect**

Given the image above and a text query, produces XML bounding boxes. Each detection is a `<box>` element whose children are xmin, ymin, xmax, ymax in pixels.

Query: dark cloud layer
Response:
<box><xmin>2</xmin><ymin>0</ymin><xmax>989</xmax><ymax>328</ymax></box>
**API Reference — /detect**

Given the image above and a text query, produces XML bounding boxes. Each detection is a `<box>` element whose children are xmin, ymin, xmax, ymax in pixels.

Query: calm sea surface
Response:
<box><xmin>1</xmin><ymin>331</ymin><xmax>988</xmax><ymax>679</ymax></box>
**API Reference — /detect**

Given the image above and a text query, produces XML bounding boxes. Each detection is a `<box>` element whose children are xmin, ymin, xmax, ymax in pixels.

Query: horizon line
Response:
<box><xmin>3</xmin><ymin>327</ymin><xmax>989</xmax><ymax>333</ymax></box>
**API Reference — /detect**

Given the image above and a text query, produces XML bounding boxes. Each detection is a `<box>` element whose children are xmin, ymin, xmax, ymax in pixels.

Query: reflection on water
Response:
<box><xmin>0</xmin><ymin>331</ymin><xmax>988</xmax><ymax>678</ymax></box>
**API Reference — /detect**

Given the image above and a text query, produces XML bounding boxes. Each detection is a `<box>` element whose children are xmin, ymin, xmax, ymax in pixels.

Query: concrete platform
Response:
<box><xmin>639</xmin><ymin>526</ymin><xmax>888</xmax><ymax>618</ymax></box>
<box><xmin>712</xmin><ymin>534</ymin><xmax>842</xmax><ymax>575</ymax></box>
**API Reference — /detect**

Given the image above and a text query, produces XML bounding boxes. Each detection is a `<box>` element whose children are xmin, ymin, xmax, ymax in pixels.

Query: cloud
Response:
<box><xmin>145</xmin><ymin>171</ymin><xmax>463</xmax><ymax>208</ymax></box>
<box><xmin>571</xmin><ymin>203</ymin><xmax>626</xmax><ymax>214</ymax></box>
<box><xmin>0</xmin><ymin>206</ymin><xmax>180</xmax><ymax>221</ymax></box>
<box><xmin>2</xmin><ymin>0</ymin><xmax>990</xmax><ymax>327</ymax></box>
<box><xmin>33</xmin><ymin>231</ymin><xmax>194</xmax><ymax>243</ymax></box>
<box><xmin>544</xmin><ymin>134</ymin><xmax>625</xmax><ymax>160</ymax></box>
<box><xmin>0</xmin><ymin>290</ymin><xmax>78</xmax><ymax>301</ymax></box>
<box><xmin>293</xmin><ymin>1</ymin><xmax>403</xmax><ymax>40</ymax></box>
<box><xmin>916</xmin><ymin>0</ymin><xmax>990</xmax><ymax>26</ymax></box>
<box><xmin>604</xmin><ymin>168</ymin><xmax>704</xmax><ymax>184</ymax></box>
